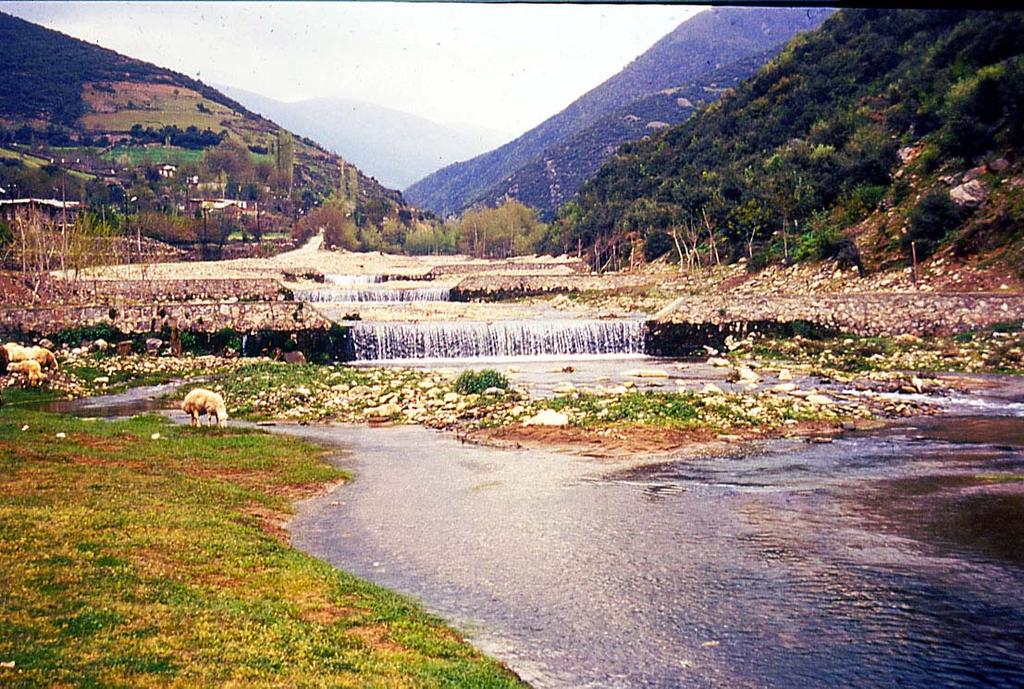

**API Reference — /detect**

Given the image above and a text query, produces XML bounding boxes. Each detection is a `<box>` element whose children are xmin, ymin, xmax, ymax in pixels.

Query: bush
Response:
<box><xmin>902</xmin><ymin>191</ymin><xmax>964</xmax><ymax>260</ymax></box>
<box><xmin>453</xmin><ymin>369</ymin><xmax>509</xmax><ymax>395</ymax></box>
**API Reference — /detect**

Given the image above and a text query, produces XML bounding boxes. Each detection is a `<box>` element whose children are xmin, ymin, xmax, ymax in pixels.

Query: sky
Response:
<box><xmin>0</xmin><ymin>2</ymin><xmax>706</xmax><ymax>137</ymax></box>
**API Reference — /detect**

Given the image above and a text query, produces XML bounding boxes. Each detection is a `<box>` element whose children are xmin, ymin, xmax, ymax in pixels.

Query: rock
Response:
<box><xmin>553</xmin><ymin>383</ymin><xmax>576</xmax><ymax>394</ymax></box>
<box><xmin>283</xmin><ymin>351</ymin><xmax>307</xmax><ymax>364</ymax></box>
<box><xmin>295</xmin><ymin>386</ymin><xmax>312</xmax><ymax>398</ymax></box>
<box><xmin>716</xmin><ymin>434</ymin><xmax>743</xmax><ymax>442</ymax></box>
<box><xmin>418</xmin><ymin>379</ymin><xmax>436</xmax><ymax>390</ymax></box>
<box><xmin>116</xmin><ymin>341</ymin><xmax>133</xmax><ymax>356</ymax></box>
<box><xmin>702</xmin><ymin>383</ymin><xmax>724</xmax><ymax>395</ymax></box>
<box><xmin>145</xmin><ymin>337</ymin><xmax>162</xmax><ymax>354</ymax></box>
<box><xmin>949</xmin><ymin>179</ymin><xmax>987</xmax><ymax>207</ymax></box>
<box><xmin>483</xmin><ymin>386</ymin><xmax>505</xmax><ymax>396</ymax></box>
<box><xmin>443</xmin><ymin>392</ymin><xmax>460</xmax><ymax>403</ymax></box>
<box><xmin>92</xmin><ymin>338</ymin><xmax>109</xmax><ymax>352</ymax></box>
<box><xmin>706</xmin><ymin>357</ymin><xmax>731</xmax><ymax>368</ymax></box>
<box><xmin>989</xmin><ymin>158</ymin><xmax>1010</xmax><ymax>173</ymax></box>
<box><xmin>771</xmin><ymin>383</ymin><xmax>797</xmax><ymax>393</ymax></box>
<box><xmin>777</xmin><ymin>368</ymin><xmax>793</xmax><ymax>381</ymax></box>
<box><xmin>732</xmin><ymin>366</ymin><xmax>760</xmax><ymax>384</ymax></box>
<box><xmin>623</xmin><ymin>369</ymin><xmax>669</xmax><ymax>378</ymax></box>
<box><xmin>963</xmin><ymin>165</ymin><xmax>988</xmax><ymax>182</ymax></box>
<box><xmin>94</xmin><ymin>376</ymin><xmax>109</xmax><ymax>385</ymax></box>
<box><xmin>806</xmin><ymin>394</ymin><xmax>835</xmax><ymax>406</ymax></box>
<box><xmin>522</xmin><ymin>409</ymin><xmax>569</xmax><ymax>426</ymax></box>
<box><xmin>911</xmin><ymin>376</ymin><xmax>925</xmax><ymax>393</ymax></box>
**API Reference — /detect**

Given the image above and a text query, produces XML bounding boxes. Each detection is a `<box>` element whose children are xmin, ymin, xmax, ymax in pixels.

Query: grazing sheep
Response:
<box><xmin>8</xmin><ymin>360</ymin><xmax>47</xmax><ymax>386</ymax></box>
<box><xmin>28</xmin><ymin>346</ymin><xmax>58</xmax><ymax>371</ymax></box>
<box><xmin>4</xmin><ymin>342</ymin><xmax>29</xmax><ymax>362</ymax></box>
<box><xmin>182</xmin><ymin>388</ymin><xmax>229</xmax><ymax>428</ymax></box>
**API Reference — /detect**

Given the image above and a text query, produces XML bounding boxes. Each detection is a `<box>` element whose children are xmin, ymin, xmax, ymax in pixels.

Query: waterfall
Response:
<box><xmin>295</xmin><ymin>287</ymin><xmax>451</xmax><ymax>303</ymax></box>
<box><xmin>323</xmin><ymin>274</ymin><xmax>387</xmax><ymax>286</ymax></box>
<box><xmin>351</xmin><ymin>319</ymin><xmax>647</xmax><ymax>360</ymax></box>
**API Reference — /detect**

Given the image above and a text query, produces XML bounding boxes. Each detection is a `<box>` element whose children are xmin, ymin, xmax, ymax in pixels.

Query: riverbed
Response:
<box><xmin>284</xmin><ymin>412</ymin><xmax>1024</xmax><ymax>688</ymax></box>
<box><xmin>43</xmin><ymin>372</ymin><xmax>1024</xmax><ymax>688</ymax></box>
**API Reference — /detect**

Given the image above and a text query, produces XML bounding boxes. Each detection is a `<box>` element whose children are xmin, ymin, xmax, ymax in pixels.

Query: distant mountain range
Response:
<box><xmin>217</xmin><ymin>85</ymin><xmax>511</xmax><ymax>190</ymax></box>
<box><xmin>405</xmin><ymin>6</ymin><xmax>833</xmax><ymax>218</ymax></box>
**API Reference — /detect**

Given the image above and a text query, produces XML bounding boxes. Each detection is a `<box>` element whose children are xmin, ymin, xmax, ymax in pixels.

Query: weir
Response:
<box><xmin>295</xmin><ymin>286</ymin><xmax>452</xmax><ymax>303</ymax></box>
<box><xmin>323</xmin><ymin>274</ymin><xmax>388</xmax><ymax>286</ymax></box>
<box><xmin>350</xmin><ymin>319</ymin><xmax>647</xmax><ymax>360</ymax></box>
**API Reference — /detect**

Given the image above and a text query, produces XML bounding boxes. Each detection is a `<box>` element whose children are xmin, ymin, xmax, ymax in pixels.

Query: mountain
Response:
<box><xmin>217</xmin><ymin>86</ymin><xmax>511</xmax><ymax>190</ymax></box>
<box><xmin>0</xmin><ymin>10</ymin><xmax>403</xmax><ymax>216</ymax></box>
<box><xmin>405</xmin><ymin>6</ymin><xmax>834</xmax><ymax>217</ymax></box>
<box><xmin>474</xmin><ymin>49</ymin><xmax>777</xmax><ymax>219</ymax></box>
<box><xmin>562</xmin><ymin>9</ymin><xmax>1024</xmax><ymax>274</ymax></box>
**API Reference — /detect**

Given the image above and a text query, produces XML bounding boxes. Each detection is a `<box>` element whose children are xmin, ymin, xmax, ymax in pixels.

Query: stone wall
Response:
<box><xmin>0</xmin><ymin>300</ymin><xmax>332</xmax><ymax>337</ymax></box>
<box><xmin>655</xmin><ymin>292</ymin><xmax>1024</xmax><ymax>337</ymax></box>
<box><xmin>427</xmin><ymin>258</ymin><xmax>587</xmax><ymax>277</ymax></box>
<box><xmin>452</xmin><ymin>274</ymin><xmax>651</xmax><ymax>301</ymax></box>
<box><xmin>50</xmin><ymin>278</ymin><xmax>288</xmax><ymax>305</ymax></box>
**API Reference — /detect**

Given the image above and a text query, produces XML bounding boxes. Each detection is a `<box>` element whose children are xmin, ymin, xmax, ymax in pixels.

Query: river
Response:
<box><xmin>44</xmin><ymin>372</ymin><xmax>1024</xmax><ymax>688</ymax></box>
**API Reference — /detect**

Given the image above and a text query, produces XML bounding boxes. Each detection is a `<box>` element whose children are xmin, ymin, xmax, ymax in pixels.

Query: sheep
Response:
<box><xmin>28</xmin><ymin>346</ymin><xmax>58</xmax><ymax>371</ymax></box>
<box><xmin>4</xmin><ymin>343</ymin><xmax>57</xmax><ymax>371</ymax></box>
<box><xmin>182</xmin><ymin>388</ymin><xmax>229</xmax><ymax>428</ymax></box>
<box><xmin>8</xmin><ymin>360</ymin><xmax>47</xmax><ymax>386</ymax></box>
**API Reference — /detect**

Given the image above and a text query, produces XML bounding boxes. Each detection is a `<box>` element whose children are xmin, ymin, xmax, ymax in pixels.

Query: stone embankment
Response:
<box><xmin>452</xmin><ymin>274</ymin><xmax>651</xmax><ymax>301</ymax></box>
<box><xmin>0</xmin><ymin>301</ymin><xmax>332</xmax><ymax>337</ymax></box>
<box><xmin>654</xmin><ymin>292</ymin><xmax>1024</xmax><ymax>339</ymax></box>
<box><xmin>427</xmin><ymin>258</ymin><xmax>587</xmax><ymax>278</ymax></box>
<box><xmin>50</xmin><ymin>278</ymin><xmax>289</xmax><ymax>304</ymax></box>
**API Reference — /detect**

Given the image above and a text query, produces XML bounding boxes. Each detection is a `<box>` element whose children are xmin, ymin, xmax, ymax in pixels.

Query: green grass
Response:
<box><xmin>99</xmin><ymin>145</ymin><xmax>205</xmax><ymax>167</ymax></box>
<box><xmin>0</xmin><ymin>408</ymin><xmax>525</xmax><ymax>688</ymax></box>
<box><xmin>0</xmin><ymin>147</ymin><xmax>97</xmax><ymax>180</ymax></box>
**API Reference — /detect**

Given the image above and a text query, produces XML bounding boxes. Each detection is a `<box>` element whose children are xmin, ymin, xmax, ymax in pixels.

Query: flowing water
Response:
<box><xmin>349</xmin><ymin>319</ymin><xmax>647</xmax><ymax>361</ymax></box>
<box><xmin>323</xmin><ymin>274</ymin><xmax>388</xmax><ymax>285</ymax></box>
<box><xmin>294</xmin><ymin>286</ymin><xmax>451</xmax><ymax>303</ymax></box>
<box><xmin>38</xmin><ymin>367</ymin><xmax>1024</xmax><ymax>688</ymax></box>
<box><xmin>287</xmin><ymin>407</ymin><xmax>1024</xmax><ymax>689</ymax></box>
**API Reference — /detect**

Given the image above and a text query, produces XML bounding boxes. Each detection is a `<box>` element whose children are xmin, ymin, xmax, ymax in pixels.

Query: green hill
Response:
<box><xmin>558</xmin><ymin>9</ymin><xmax>1024</xmax><ymax>274</ymax></box>
<box><xmin>0</xmin><ymin>11</ymin><xmax>404</xmax><ymax>230</ymax></box>
<box><xmin>404</xmin><ymin>7</ymin><xmax>833</xmax><ymax>217</ymax></box>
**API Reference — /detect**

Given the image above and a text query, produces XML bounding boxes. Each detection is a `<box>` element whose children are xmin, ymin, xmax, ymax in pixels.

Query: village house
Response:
<box><xmin>0</xmin><ymin>198</ymin><xmax>82</xmax><ymax>228</ymax></box>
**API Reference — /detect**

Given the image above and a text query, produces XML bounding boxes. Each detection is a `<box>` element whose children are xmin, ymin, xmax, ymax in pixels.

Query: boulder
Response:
<box><xmin>702</xmin><ymin>383</ymin><xmax>725</xmax><ymax>395</ymax></box>
<box><xmin>988</xmin><ymin>158</ymin><xmax>1010</xmax><ymax>173</ymax></box>
<box><xmin>963</xmin><ymin>165</ymin><xmax>988</xmax><ymax>182</ymax></box>
<box><xmin>806</xmin><ymin>394</ymin><xmax>835</xmax><ymax>406</ymax></box>
<box><xmin>522</xmin><ymin>409</ymin><xmax>569</xmax><ymax>426</ymax></box>
<box><xmin>777</xmin><ymin>368</ymin><xmax>793</xmax><ymax>381</ymax></box>
<box><xmin>949</xmin><ymin>180</ymin><xmax>987</xmax><ymax>207</ymax></box>
<box><xmin>706</xmin><ymin>357</ymin><xmax>731</xmax><ymax>368</ymax></box>
<box><xmin>732</xmin><ymin>366</ymin><xmax>760</xmax><ymax>384</ymax></box>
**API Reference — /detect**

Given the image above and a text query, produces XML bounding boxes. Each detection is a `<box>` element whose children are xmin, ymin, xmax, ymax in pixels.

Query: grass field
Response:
<box><xmin>0</xmin><ymin>147</ymin><xmax>97</xmax><ymax>181</ymax></box>
<box><xmin>0</xmin><ymin>406</ymin><xmax>525</xmax><ymax>688</ymax></box>
<box><xmin>99</xmin><ymin>145</ymin><xmax>206</xmax><ymax>167</ymax></box>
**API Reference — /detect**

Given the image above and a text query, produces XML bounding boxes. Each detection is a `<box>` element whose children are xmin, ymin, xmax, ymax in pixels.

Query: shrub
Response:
<box><xmin>453</xmin><ymin>369</ymin><xmax>509</xmax><ymax>395</ymax></box>
<box><xmin>902</xmin><ymin>191</ymin><xmax>964</xmax><ymax>260</ymax></box>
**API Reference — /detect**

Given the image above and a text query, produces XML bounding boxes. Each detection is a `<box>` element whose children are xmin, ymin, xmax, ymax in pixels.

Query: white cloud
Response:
<box><xmin>1</xmin><ymin>1</ymin><xmax>705</xmax><ymax>135</ymax></box>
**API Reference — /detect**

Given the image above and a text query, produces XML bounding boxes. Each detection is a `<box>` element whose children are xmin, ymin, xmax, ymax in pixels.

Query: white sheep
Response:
<box><xmin>182</xmin><ymin>388</ymin><xmax>229</xmax><ymax>428</ymax></box>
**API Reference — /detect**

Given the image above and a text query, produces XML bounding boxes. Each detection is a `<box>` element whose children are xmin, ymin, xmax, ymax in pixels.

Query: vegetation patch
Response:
<box><xmin>0</xmin><ymin>408</ymin><xmax>525</xmax><ymax>687</ymax></box>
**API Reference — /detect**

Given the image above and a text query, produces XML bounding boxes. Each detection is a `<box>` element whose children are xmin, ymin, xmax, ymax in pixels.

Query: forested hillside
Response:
<box><xmin>405</xmin><ymin>7</ymin><xmax>832</xmax><ymax>216</ymax></box>
<box><xmin>0</xmin><ymin>10</ymin><xmax>408</xmax><ymax>243</ymax></box>
<box><xmin>474</xmin><ymin>50</ymin><xmax>776</xmax><ymax>219</ymax></box>
<box><xmin>554</xmin><ymin>9</ymin><xmax>1024</xmax><ymax>274</ymax></box>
